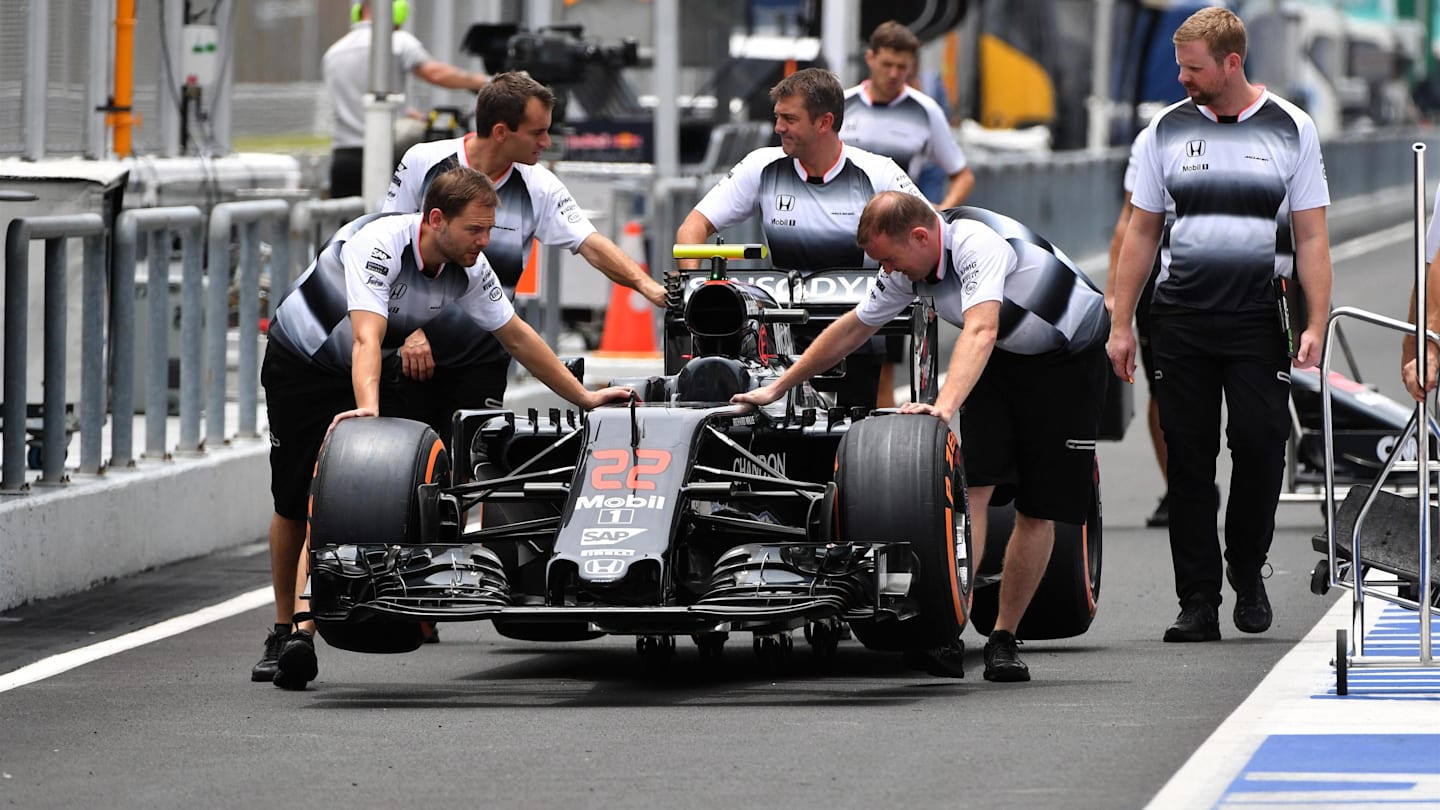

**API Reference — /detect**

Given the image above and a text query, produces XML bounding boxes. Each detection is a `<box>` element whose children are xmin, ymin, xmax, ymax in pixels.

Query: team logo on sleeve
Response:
<box><xmin>370</xmin><ymin>247</ymin><xmax>391</xmax><ymax>261</ymax></box>
<box><xmin>958</xmin><ymin>252</ymin><xmax>980</xmax><ymax>295</ymax></box>
<box><xmin>489</xmin><ymin>286</ymin><xmax>503</xmax><ymax>301</ymax></box>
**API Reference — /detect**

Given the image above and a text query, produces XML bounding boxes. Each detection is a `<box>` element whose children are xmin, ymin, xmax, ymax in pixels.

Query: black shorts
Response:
<box><xmin>959</xmin><ymin>341</ymin><xmax>1107</xmax><ymax>523</ymax></box>
<box><xmin>262</xmin><ymin>342</ymin><xmax>357</xmax><ymax>521</ymax></box>
<box><xmin>386</xmin><ymin>357</ymin><xmax>510</xmax><ymax>443</ymax></box>
<box><xmin>263</xmin><ymin>344</ymin><xmax>512</xmax><ymax>519</ymax></box>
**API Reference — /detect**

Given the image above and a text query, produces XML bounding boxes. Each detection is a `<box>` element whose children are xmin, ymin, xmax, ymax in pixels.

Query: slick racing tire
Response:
<box><xmin>838</xmin><ymin>415</ymin><xmax>972</xmax><ymax>651</ymax></box>
<box><xmin>474</xmin><ymin>462</ymin><xmax>603</xmax><ymax>643</ymax></box>
<box><xmin>969</xmin><ymin>459</ymin><xmax>1102</xmax><ymax>640</ymax></box>
<box><xmin>308</xmin><ymin>417</ymin><xmax>450</xmax><ymax>654</ymax></box>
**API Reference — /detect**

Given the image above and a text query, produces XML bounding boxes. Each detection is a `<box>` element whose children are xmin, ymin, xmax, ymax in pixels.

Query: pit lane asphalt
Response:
<box><xmin>0</xmin><ymin>230</ymin><xmax>1415</xmax><ymax>809</ymax></box>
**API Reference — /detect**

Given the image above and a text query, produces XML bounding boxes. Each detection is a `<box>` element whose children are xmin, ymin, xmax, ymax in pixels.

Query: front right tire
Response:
<box><xmin>836</xmin><ymin>415</ymin><xmax>972</xmax><ymax>651</ymax></box>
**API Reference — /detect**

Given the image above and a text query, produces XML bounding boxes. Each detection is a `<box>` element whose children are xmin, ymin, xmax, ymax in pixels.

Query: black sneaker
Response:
<box><xmin>1163</xmin><ymin>595</ymin><xmax>1221</xmax><ymax>642</ymax></box>
<box><xmin>251</xmin><ymin>625</ymin><xmax>289</xmax><ymax>682</ymax></box>
<box><xmin>982</xmin><ymin>630</ymin><xmax>1030</xmax><ymax>682</ymax></box>
<box><xmin>902</xmin><ymin>640</ymin><xmax>966</xmax><ymax>678</ymax></box>
<box><xmin>1227</xmin><ymin>565</ymin><xmax>1273</xmax><ymax>634</ymax></box>
<box><xmin>1145</xmin><ymin>493</ymin><xmax>1170</xmax><ymax>528</ymax></box>
<box><xmin>272</xmin><ymin>629</ymin><xmax>318</xmax><ymax>691</ymax></box>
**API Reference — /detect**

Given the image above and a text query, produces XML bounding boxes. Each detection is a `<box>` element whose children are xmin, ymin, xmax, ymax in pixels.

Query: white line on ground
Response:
<box><xmin>0</xmin><ymin>586</ymin><xmax>272</xmax><ymax>694</ymax></box>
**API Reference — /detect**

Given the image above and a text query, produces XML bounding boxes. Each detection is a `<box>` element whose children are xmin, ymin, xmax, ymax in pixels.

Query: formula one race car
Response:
<box><xmin>305</xmin><ymin>245</ymin><xmax>1101</xmax><ymax>673</ymax></box>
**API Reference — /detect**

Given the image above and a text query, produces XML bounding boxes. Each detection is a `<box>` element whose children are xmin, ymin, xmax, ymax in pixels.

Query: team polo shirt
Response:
<box><xmin>382</xmin><ymin>136</ymin><xmax>597</xmax><ymax>292</ymax></box>
<box><xmin>322</xmin><ymin>22</ymin><xmax>432</xmax><ymax>149</ymax></box>
<box><xmin>694</xmin><ymin>144</ymin><xmax>925</xmax><ymax>271</ymax></box>
<box><xmin>1123</xmin><ymin>127</ymin><xmax>1150</xmax><ymax>193</ymax></box>
<box><xmin>268</xmin><ymin>212</ymin><xmax>515</xmax><ymax>374</ymax></box>
<box><xmin>1131</xmin><ymin>90</ymin><xmax>1330</xmax><ymax>313</ymax></box>
<box><xmin>840</xmin><ymin>83</ymin><xmax>968</xmax><ymax>184</ymax></box>
<box><xmin>856</xmin><ymin>207</ymin><xmax>1109</xmax><ymax>356</ymax></box>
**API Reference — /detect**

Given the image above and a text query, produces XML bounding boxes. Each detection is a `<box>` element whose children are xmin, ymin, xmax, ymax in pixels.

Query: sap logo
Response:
<box><xmin>576</xmin><ymin>494</ymin><xmax>667</xmax><ymax>510</ymax></box>
<box><xmin>583</xmin><ymin>558</ymin><xmax>625</xmax><ymax>577</ymax></box>
<box><xmin>581</xmin><ymin>548</ymin><xmax>637</xmax><ymax>557</ymax></box>
<box><xmin>580</xmin><ymin>528</ymin><xmax>647</xmax><ymax>545</ymax></box>
<box><xmin>370</xmin><ymin>247</ymin><xmax>392</xmax><ymax>261</ymax></box>
<box><xmin>733</xmin><ymin>452</ymin><xmax>786</xmax><ymax>477</ymax></box>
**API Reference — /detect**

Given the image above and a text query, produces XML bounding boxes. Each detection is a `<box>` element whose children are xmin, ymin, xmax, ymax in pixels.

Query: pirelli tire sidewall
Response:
<box><xmin>970</xmin><ymin>458</ymin><xmax>1103</xmax><ymax>640</ymax></box>
<box><xmin>308</xmin><ymin>417</ymin><xmax>449</xmax><ymax>654</ymax></box>
<box><xmin>838</xmin><ymin>414</ymin><xmax>971</xmax><ymax>651</ymax></box>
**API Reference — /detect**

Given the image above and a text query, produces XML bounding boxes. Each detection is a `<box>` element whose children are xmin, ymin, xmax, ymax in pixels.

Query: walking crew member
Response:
<box><xmin>1107</xmin><ymin>7</ymin><xmax>1332</xmax><ymax>642</ymax></box>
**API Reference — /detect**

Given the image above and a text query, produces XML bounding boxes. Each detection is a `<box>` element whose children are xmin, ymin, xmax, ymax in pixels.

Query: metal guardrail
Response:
<box><xmin>3</xmin><ymin>214</ymin><xmax>107</xmax><ymax>492</ymax></box>
<box><xmin>113</xmin><ymin>206</ymin><xmax>205</xmax><ymax>463</ymax></box>
<box><xmin>282</xmin><ymin>197</ymin><xmax>365</xmax><ymax>316</ymax></box>
<box><xmin>205</xmin><ymin>199</ymin><xmax>290</xmax><ymax>445</ymax></box>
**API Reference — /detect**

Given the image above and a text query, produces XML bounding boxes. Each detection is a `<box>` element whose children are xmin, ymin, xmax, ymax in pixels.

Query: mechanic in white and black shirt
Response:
<box><xmin>1107</xmin><ymin>8</ymin><xmax>1332</xmax><ymax>644</ymax></box>
<box><xmin>383</xmin><ymin>71</ymin><xmax>664</xmax><ymax>404</ymax></box>
<box><xmin>675</xmin><ymin>67</ymin><xmax>927</xmax><ymax>408</ymax></box>
<box><xmin>841</xmin><ymin>21</ymin><xmax>974</xmax><ymax>209</ymax></box>
<box><xmin>735</xmin><ymin>191</ymin><xmax>1110</xmax><ymax>683</ymax></box>
<box><xmin>840</xmin><ymin>20</ymin><xmax>977</xmax><ymax>410</ymax></box>
<box><xmin>257</xmin><ymin>167</ymin><xmax>633</xmax><ymax>690</ymax></box>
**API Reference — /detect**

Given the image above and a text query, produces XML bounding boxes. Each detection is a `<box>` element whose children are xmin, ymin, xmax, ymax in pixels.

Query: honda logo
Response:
<box><xmin>1185</xmin><ymin>139</ymin><xmax>1206</xmax><ymax>158</ymax></box>
<box><xmin>583</xmin><ymin>558</ymin><xmax>625</xmax><ymax>577</ymax></box>
<box><xmin>776</xmin><ymin>194</ymin><xmax>795</xmax><ymax>212</ymax></box>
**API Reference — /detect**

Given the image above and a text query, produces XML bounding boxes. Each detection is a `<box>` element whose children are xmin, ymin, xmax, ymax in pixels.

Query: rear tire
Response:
<box><xmin>309</xmin><ymin>417</ymin><xmax>449</xmax><ymax>654</ymax></box>
<box><xmin>969</xmin><ymin>460</ymin><xmax>1102</xmax><ymax>640</ymax></box>
<box><xmin>838</xmin><ymin>415</ymin><xmax>971</xmax><ymax>651</ymax></box>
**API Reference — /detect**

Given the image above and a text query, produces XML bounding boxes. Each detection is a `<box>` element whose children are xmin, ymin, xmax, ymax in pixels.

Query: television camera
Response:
<box><xmin>461</xmin><ymin>23</ymin><xmax>642</xmax><ymax>126</ymax></box>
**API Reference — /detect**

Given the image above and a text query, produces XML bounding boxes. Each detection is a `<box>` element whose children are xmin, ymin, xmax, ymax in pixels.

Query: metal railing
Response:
<box><xmin>2</xmin><ymin>214</ymin><xmax>107</xmax><ymax>491</ymax></box>
<box><xmin>112</xmin><ymin>206</ymin><xmax>205</xmax><ymax>462</ymax></box>
<box><xmin>205</xmin><ymin>199</ymin><xmax>290</xmax><ymax>445</ymax></box>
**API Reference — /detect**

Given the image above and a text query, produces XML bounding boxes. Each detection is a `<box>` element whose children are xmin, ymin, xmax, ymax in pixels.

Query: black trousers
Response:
<box><xmin>1149</xmin><ymin>309</ymin><xmax>1290</xmax><ymax>606</ymax></box>
<box><xmin>329</xmin><ymin>147</ymin><xmax>364</xmax><ymax>199</ymax></box>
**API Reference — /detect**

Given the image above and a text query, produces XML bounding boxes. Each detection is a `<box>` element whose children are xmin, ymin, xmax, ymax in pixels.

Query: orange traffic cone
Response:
<box><xmin>597</xmin><ymin>221</ymin><xmax>658</xmax><ymax>357</ymax></box>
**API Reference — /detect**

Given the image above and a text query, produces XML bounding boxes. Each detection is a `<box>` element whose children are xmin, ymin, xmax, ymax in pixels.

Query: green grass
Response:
<box><xmin>232</xmin><ymin>132</ymin><xmax>332</xmax><ymax>153</ymax></box>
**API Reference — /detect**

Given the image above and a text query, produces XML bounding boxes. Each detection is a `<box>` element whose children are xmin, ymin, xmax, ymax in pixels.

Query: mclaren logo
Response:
<box><xmin>775</xmin><ymin>194</ymin><xmax>795</xmax><ymax>212</ymax></box>
<box><xmin>1185</xmin><ymin>139</ymin><xmax>1206</xmax><ymax>158</ymax></box>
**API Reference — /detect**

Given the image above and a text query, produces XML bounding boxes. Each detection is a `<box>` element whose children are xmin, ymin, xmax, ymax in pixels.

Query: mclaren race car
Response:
<box><xmin>305</xmin><ymin>245</ymin><xmax>1102</xmax><ymax>673</ymax></box>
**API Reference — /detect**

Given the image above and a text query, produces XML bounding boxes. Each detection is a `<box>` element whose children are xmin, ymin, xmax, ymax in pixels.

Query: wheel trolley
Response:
<box><xmin>1315</xmin><ymin>143</ymin><xmax>1439</xmax><ymax>695</ymax></box>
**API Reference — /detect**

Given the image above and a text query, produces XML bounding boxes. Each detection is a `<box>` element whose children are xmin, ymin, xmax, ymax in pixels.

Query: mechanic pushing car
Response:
<box><xmin>733</xmin><ymin>191</ymin><xmax>1110</xmax><ymax>682</ymax></box>
<box><xmin>382</xmin><ymin>71</ymin><xmax>666</xmax><ymax>413</ymax></box>
<box><xmin>255</xmin><ymin>166</ymin><xmax>634</xmax><ymax>690</ymax></box>
<box><xmin>675</xmin><ymin>67</ymin><xmax>927</xmax><ymax>410</ymax></box>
